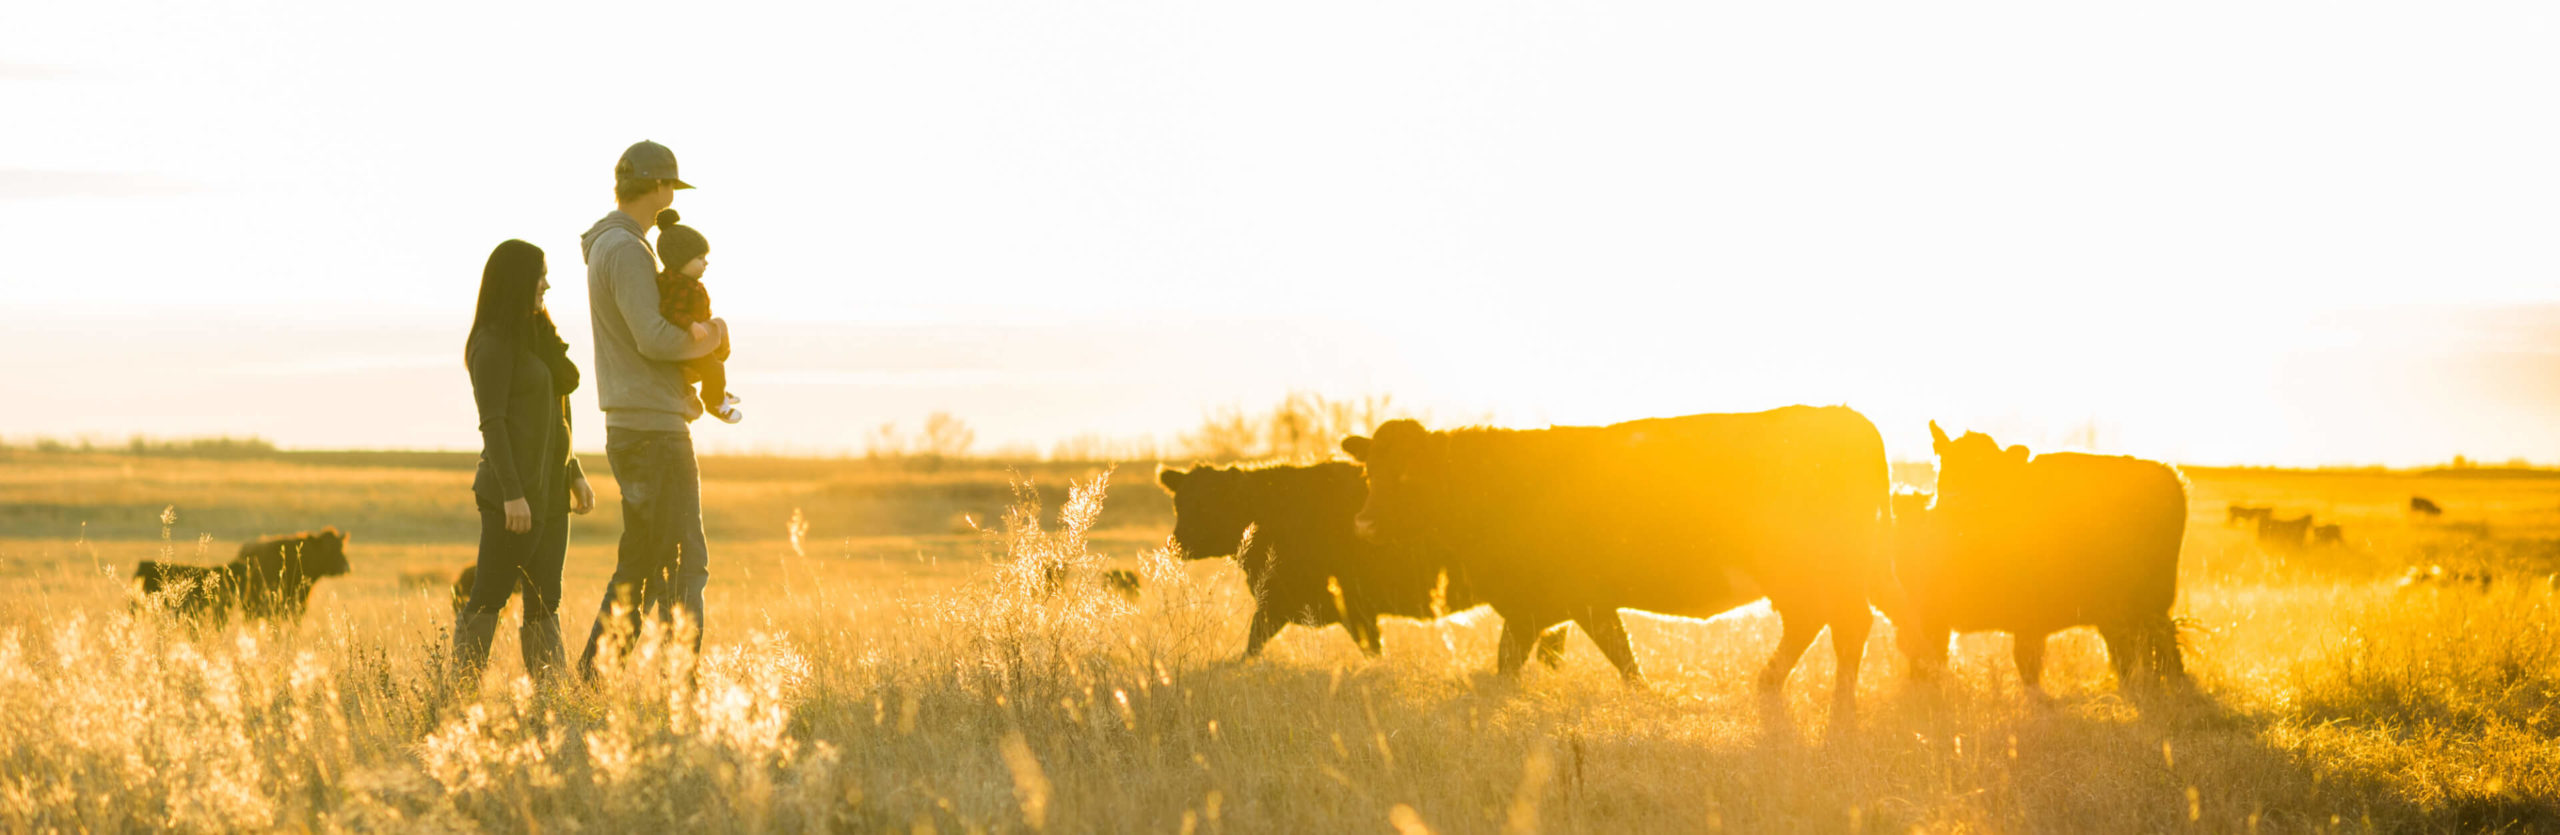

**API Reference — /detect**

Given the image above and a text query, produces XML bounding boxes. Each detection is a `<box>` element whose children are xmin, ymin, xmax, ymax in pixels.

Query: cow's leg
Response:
<box><xmin>2098</xmin><ymin>624</ymin><xmax>2139</xmax><ymax>683</ymax></box>
<box><xmin>2013</xmin><ymin>631</ymin><xmax>2048</xmax><ymax>696</ymax></box>
<box><xmin>1242</xmin><ymin>606</ymin><xmax>1286</xmax><ymax>658</ymax></box>
<box><xmin>1827</xmin><ymin>608</ymin><xmax>1871</xmax><ymax>717</ymax></box>
<box><xmin>1575</xmin><ymin>608</ymin><xmax>1644</xmax><ymax>684</ymax></box>
<box><xmin>2150</xmin><ymin>617</ymin><xmax>2187</xmax><ymax>683</ymax></box>
<box><xmin>1758</xmin><ymin>609</ymin><xmax>1823</xmax><ymax>695</ymax></box>
<box><xmin>1533</xmin><ymin>627</ymin><xmax>1569</xmax><ymax>669</ymax></box>
<box><xmin>1348</xmin><ymin>613</ymin><xmax>1384</xmax><ymax>657</ymax></box>
<box><xmin>1892</xmin><ymin>613</ymin><xmax>1951</xmax><ymax>683</ymax></box>
<box><xmin>1497</xmin><ymin>611</ymin><xmax>1557</xmax><ymax>677</ymax></box>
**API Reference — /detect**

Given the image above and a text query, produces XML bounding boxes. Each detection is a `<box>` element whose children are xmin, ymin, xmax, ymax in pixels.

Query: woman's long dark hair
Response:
<box><xmin>467</xmin><ymin>239</ymin><xmax>579</xmax><ymax>395</ymax></box>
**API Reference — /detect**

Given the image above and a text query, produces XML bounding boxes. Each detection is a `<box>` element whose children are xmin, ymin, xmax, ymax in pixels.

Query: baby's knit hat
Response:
<box><xmin>656</xmin><ymin>209</ymin><xmax>709</xmax><ymax>272</ymax></box>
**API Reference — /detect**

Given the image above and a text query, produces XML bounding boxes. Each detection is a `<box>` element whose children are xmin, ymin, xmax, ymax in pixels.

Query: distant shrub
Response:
<box><xmin>867</xmin><ymin>413</ymin><xmax>978</xmax><ymax>471</ymax></box>
<box><xmin>1177</xmin><ymin>392</ymin><xmax>1421</xmax><ymax>463</ymax></box>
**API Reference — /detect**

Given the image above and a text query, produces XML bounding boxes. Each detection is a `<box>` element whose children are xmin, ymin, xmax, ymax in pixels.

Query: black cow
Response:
<box><xmin>2226</xmin><ymin>504</ymin><xmax>2273</xmax><ymax>527</ymax></box>
<box><xmin>1342</xmin><ymin>406</ymin><xmax>1888</xmax><ymax>714</ymax></box>
<box><xmin>1158</xmin><ymin>461</ymin><xmax>1570</xmax><ymax>662</ymax></box>
<box><xmin>451</xmin><ymin>564</ymin><xmax>506</xmax><ymax>615</ymax></box>
<box><xmin>2410</xmin><ymin>496</ymin><xmax>2444</xmax><ymax>517</ymax></box>
<box><xmin>2257</xmin><ymin>514</ymin><xmax>2312</xmax><ymax>554</ymax></box>
<box><xmin>136</xmin><ymin>528</ymin><xmax>354</xmax><ymax>628</ymax></box>
<box><xmin>1887</xmin><ymin>424</ymin><xmax>2187</xmax><ymax>691</ymax></box>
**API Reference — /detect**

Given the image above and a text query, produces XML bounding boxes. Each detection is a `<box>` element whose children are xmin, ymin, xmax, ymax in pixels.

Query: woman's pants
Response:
<box><xmin>454</xmin><ymin>507</ymin><xmax>570</xmax><ymax>682</ymax></box>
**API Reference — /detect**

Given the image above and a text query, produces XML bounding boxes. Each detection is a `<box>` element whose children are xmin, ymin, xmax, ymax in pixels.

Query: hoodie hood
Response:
<box><xmin>581</xmin><ymin>210</ymin><xmax>651</xmax><ymax>264</ymax></box>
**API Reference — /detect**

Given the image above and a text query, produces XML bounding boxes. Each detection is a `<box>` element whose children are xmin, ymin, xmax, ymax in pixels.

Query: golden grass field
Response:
<box><xmin>0</xmin><ymin>447</ymin><xmax>2556</xmax><ymax>833</ymax></box>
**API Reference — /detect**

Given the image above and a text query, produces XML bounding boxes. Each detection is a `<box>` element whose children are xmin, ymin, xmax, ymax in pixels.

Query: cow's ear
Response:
<box><xmin>1341</xmin><ymin>436</ymin><xmax>1372</xmax><ymax>462</ymax></box>
<box><xmin>1157</xmin><ymin>466</ymin><xmax>1186</xmax><ymax>492</ymax></box>
<box><xmin>2005</xmin><ymin>444</ymin><xmax>2030</xmax><ymax>464</ymax></box>
<box><xmin>1928</xmin><ymin>420</ymin><xmax>1951</xmax><ymax>452</ymax></box>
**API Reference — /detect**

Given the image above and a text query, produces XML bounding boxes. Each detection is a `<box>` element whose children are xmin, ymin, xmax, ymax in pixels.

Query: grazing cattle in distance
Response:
<box><xmin>136</xmin><ymin>528</ymin><xmax>354</xmax><ymax>628</ymax></box>
<box><xmin>1027</xmin><ymin>559</ymin><xmax>1145</xmax><ymax>601</ymax></box>
<box><xmin>2226</xmin><ymin>504</ymin><xmax>2273</xmax><ymax>527</ymax></box>
<box><xmin>2257</xmin><ymin>514</ymin><xmax>2312</xmax><ymax>553</ymax></box>
<box><xmin>2310</xmin><ymin>523</ymin><xmax>2344</xmax><ymax>547</ymax></box>
<box><xmin>2395</xmin><ymin>564</ymin><xmax>2493</xmax><ymax>593</ymax></box>
<box><xmin>2410</xmin><ymin>496</ymin><xmax>2444</xmax><ymax>517</ymax></box>
<box><xmin>1157</xmin><ymin>462</ymin><xmax>1571</xmax><ymax>661</ymax></box>
<box><xmin>1342</xmin><ymin>405</ymin><xmax>1887</xmax><ymax>715</ymax></box>
<box><xmin>451</xmin><ymin>564</ymin><xmax>516</xmax><ymax>615</ymax></box>
<box><xmin>1100</xmin><ymin>569</ymin><xmax>1144</xmax><ymax>602</ymax></box>
<box><xmin>1890</xmin><ymin>424</ymin><xmax>2188</xmax><ymax>691</ymax></box>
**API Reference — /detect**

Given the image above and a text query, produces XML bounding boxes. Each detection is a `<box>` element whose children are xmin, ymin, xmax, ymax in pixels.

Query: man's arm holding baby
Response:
<box><xmin>610</xmin><ymin>244</ymin><xmax>724</xmax><ymax>362</ymax></box>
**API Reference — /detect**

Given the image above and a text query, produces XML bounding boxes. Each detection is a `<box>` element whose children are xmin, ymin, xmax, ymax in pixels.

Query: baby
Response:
<box><xmin>653</xmin><ymin>209</ymin><xmax>741</xmax><ymax>423</ymax></box>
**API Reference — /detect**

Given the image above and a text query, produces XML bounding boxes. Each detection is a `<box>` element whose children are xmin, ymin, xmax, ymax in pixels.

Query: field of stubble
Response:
<box><xmin>0</xmin><ymin>448</ymin><xmax>2555</xmax><ymax>833</ymax></box>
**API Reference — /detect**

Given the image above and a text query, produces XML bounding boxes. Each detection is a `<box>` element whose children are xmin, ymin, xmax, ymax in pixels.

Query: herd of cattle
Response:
<box><xmin>128</xmin><ymin>405</ymin><xmax>2516</xmax><ymax>709</ymax></box>
<box><xmin>1159</xmin><ymin>405</ymin><xmax>2188</xmax><ymax>711</ymax></box>
<box><xmin>2227</xmin><ymin>504</ymin><xmax>2342</xmax><ymax>552</ymax></box>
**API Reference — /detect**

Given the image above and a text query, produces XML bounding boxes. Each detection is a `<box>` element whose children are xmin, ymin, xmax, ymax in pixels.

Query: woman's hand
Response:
<box><xmin>569</xmin><ymin>476</ymin><xmax>596</xmax><ymax>515</ymax></box>
<box><xmin>503</xmin><ymin>498</ymin><xmax>533</xmax><ymax>533</ymax></box>
<box><xmin>689</xmin><ymin>321</ymin><xmax>711</xmax><ymax>340</ymax></box>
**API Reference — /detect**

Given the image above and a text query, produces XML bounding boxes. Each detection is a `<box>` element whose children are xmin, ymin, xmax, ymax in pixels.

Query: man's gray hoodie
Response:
<box><xmin>582</xmin><ymin>210</ymin><xmax>725</xmax><ymax>431</ymax></box>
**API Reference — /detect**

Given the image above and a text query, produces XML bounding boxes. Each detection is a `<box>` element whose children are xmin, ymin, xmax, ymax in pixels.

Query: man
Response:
<box><xmin>576</xmin><ymin>140</ymin><xmax>728</xmax><ymax>676</ymax></box>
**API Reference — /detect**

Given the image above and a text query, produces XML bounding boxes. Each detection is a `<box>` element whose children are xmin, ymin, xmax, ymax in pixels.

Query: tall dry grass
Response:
<box><xmin>0</xmin><ymin>463</ymin><xmax>2555</xmax><ymax>831</ymax></box>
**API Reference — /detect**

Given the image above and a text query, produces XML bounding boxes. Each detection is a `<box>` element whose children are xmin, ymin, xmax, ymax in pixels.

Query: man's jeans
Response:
<box><xmin>578</xmin><ymin>427</ymin><xmax>710</xmax><ymax>676</ymax></box>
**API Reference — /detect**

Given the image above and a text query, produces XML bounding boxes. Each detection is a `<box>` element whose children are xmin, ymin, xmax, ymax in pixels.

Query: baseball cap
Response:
<box><xmin>614</xmin><ymin>140</ymin><xmax>694</xmax><ymax>190</ymax></box>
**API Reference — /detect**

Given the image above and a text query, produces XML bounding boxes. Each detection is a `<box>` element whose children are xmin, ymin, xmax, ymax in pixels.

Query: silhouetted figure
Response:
<box><xmin>461</xmin><ymin>239</ymin><xmax>593</xmax><ymax>685</ymax></box>
<box><xmin>1341</xmin><ymin>406</ymin><xmax>1886</xmax><ymax>718</ymax></box>
<box><xmin>576</xmin><ymin>141</ymin><xmax>726</xmax><ymax>676</ymax></box>
<box><xmin>2226</xmin><ymin>504</ymin><xmax>2273</xmax><ymax>527</ymax></box>
<box><xmin>652</xmin><ymin>209</ymin><xmax>741</xmax><ymax>424</ymax></box>
<box><xmin>1889</xmin><ymin>423</ymin><xmax>2188</xmax><ymax>692</ymax></box>
<box><xmin>2310</xmin><ymin>523</ymin><xmax>2344</xmax><ymax>547</ymax></box>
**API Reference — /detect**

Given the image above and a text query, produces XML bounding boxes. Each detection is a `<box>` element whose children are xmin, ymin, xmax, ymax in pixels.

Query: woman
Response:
<box><xmin>461</xmin><ymin>239</ymin><xmax>596</xmax><ymax>683</ymax></box>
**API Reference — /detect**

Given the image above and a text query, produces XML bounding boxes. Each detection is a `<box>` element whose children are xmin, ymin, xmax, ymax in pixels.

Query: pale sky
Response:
<box><xmin>6</xmin><ymin>2</ymin><xmax>2557</xmax><ymax>465</ymax></box>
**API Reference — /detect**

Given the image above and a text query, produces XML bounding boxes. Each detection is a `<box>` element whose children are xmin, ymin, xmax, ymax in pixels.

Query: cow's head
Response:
<box><xmin>1157</xmin><ymin>465</ymin><xmax>1253</xmax><ymax>559</ymax></box>
<box><xmin>299</xmin><ymin>528</ymin><xmax>353</xmax><ymax>577</ymax></box>
<box><xmin>1928</xmin><ymin>421</ymin><xmax>2029</xmax><ymax>509</ymax></box>
<box><xmin>1340</xmin><ymin>419</ymin><xmax>1435</xmax><ymax>542</ymax></box>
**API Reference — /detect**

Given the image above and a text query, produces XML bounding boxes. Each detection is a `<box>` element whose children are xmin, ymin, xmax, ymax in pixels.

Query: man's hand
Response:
<box><xmin>569</xmin><ymin>476</ymin><xmax>596</xmax><ymax>515</ymax></box>
<box><xmin>502</xmin><ymin>498</ymin><xmax>533</xmax><ymax>534</ymax></box>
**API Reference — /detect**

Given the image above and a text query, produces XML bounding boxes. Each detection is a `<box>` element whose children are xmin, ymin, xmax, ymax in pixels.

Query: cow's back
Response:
<box><xmin>1438</xmin><ymin>405</ymin><xmax>1888</xmax><ymax>618</ymax></box>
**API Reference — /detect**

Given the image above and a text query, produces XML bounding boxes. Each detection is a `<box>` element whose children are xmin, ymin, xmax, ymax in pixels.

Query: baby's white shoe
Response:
<box><xmin>712</xmin><ymin>393</ymin><xmax>745</xmax><ymax>424</ymax></box>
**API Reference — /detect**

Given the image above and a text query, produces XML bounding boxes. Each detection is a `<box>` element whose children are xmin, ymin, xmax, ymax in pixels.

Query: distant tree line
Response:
<box><xmin>5</xmin><ymin>435</ymin><xmax>280</xmax><ymax>459</ymax></box>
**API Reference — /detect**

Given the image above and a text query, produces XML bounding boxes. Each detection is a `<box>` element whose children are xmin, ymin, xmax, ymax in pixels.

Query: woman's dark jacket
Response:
<box><xmin>468</xmin><ymin>327</ymin><xmax>583</xmax><ymax>516</ymax></box>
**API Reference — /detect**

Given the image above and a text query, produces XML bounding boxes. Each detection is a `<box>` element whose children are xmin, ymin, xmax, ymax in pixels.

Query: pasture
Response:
<box><xmin>0</xmin><ymin>447</ymin><xmax>2555</xmax><ymax>832</ymax></box>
